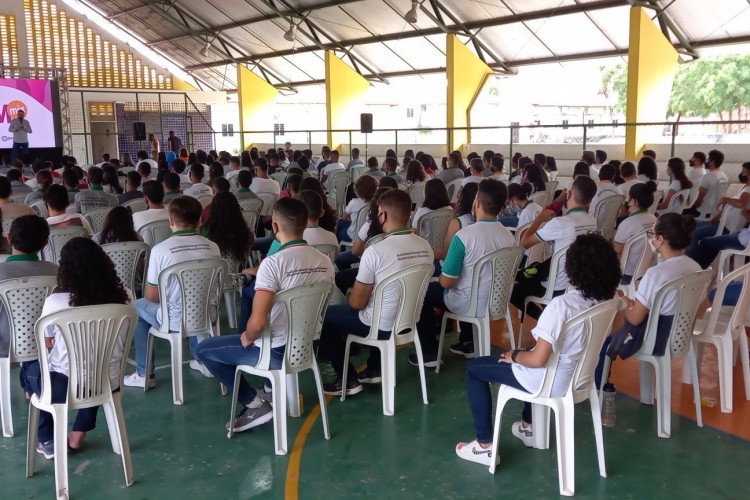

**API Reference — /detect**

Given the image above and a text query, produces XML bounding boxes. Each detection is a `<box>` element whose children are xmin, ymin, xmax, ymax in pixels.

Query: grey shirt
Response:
<box><xmin>74</xmin><ymin>188</ymin><xmax>118</xmax><ymax>213</ymax></box>
<box><xmin>437</xmin><ymin>167</ymin><xmax>465</xmax><ymax>185</ymax></box>
<box><xmin>8</xmin><ymin>118</ymin><xmax>32</xmax><ymax>143</ymax></box>
<box><xmin>0</xmin><ymin>259</ymin><xmax>59</xmax><ymax>358</ymax></box>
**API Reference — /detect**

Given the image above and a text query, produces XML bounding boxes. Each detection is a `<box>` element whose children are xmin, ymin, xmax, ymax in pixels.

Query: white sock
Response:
<box><xmin>246</xmin><ymin>394</ymin><xmax>264</xmax><ymax>409</ymax></box>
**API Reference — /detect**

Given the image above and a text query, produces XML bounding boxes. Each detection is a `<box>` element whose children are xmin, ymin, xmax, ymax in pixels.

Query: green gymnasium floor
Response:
<box><xmin>1</xmin><ymin>330</ymin><xmax>749</xmax><ymax>500</ymax></box>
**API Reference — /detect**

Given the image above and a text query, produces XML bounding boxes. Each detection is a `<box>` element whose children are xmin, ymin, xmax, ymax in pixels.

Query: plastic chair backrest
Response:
<box><xmin>594</xmin><ymin>194</ymin><xmax>624</xmax><ymax>241</ymax></box>
<box><xmin>416</xmin><ymin>207</ymin><xmax>454</xmax><ymax>251</ymax></box>
<box><xmin>180</xmin><ymin>182</ymin><xmax>192</xmax><ymax>191</ymax></box>
<box><xmin>34</xmin><ymin>305</ymin><xmax>137</xmax><ymax>407</ymax></box>
<box><xmin>542</xmin><ymin>243</ymin><xmax>570</xmax><ymax>296</ymax></box>
<box><xmin>271</xmin><ymin>171</ymin><xmax>288</xmax><ymax>186</ymax></box>
<box><xmin>258</xmin><ymin>193</ymin><xmax>278</xmax><ymax>216</ymax></box>
<box><xmin>366</xmin><ymin>264</ymin><xmax>433</xmax><ymax>340</ymax></box>
<box><xmin>640</xmin><ymin>269</ymin><xmax>712</xmax><ymax>358</ymax></box>
<box><xmin>532</xmin><ymin>299</ymin><xmax>619</xmax><ymax>399</ymax></box>
<box><xmin>700</xmin><ymin>262</ymin><xmax>750</xmax><ymax>342</ymax></box>
<box><xmin>253</xmin><ymin>282</ymin><xmax>333</xmax><ymax>372</ymax></box>
<box><xmin>446</xmin><ymin>178</ymin><xmax>463</xmax><ymax>204</ymax></box>
<box><xmin>238</xmin><ymin>197</ymin><xmax>263</xmax><ymax>213</ymax></box>
<box><xmin>82</xmin><ymin>207</ymin><xmax>113</xmax><ymax>234</ymax></box>
<box><xmin>351</xmin><ymin>205</ymin><xmax>369</xmax><ymax>241</ymax></box>
<box><xmin>0</xmin><ymin>276</ymin><xmax>57</xmax><ymax>362</ymax></box>
<box><xmin>138</xmin><ymin>219</ymin><xmax>172</xmax><ymax>247</ymax></box>
<box><xmin>1</xmin><ymin>217</ymin><xmax>15</xmax><ymax>237</ymax></box>
<box><xmin>222</xmin><ymin>253</ymin><xmax>245</xmax><ymax>274</ymax></box>
<box><xmin>10</xmin><ymin>193</ymin><xmax>27</xmax><ymax>204</ymax></box>
<box><xmin>408</xmin><ymin>182</ymin><xmax>426</xmax><ymax>209</ymax></box>
<box><xmin>620</xmin><ymin>229</ymin><xmax>654</xmax><ymax>285</ymax></box>
<box><xmin>464</xmin><ymin>246</ymin><xmax>525</xmax><ymax>319</ymax></box>
<box><xmin>30</xmin><ymin>200</ymin><xmax>48</xmax><ymax>218</ymax></box>
<box><xmin>664</xmin><ymin>188</ymin><xmax>691</xmax><ymax>214</ymax></box>
<box><xmin>313</xmin><ymin>244</ymin><xmax>338</xmax><ymax>264</ymax></box>
<box><xmin>195</xmin><ymin>194</ymin><xmax>213</xmax><ymax>208</ymax></box>
<box><xmin>529</xmin><ymin>191</ymin><xmax>550</xmax><ymax>207</ymax></box>
<box><xmin>331</xmin><ymin>171</ymin><xmax>350</xmax><ymax>215</ymax></box>
<box><xmin>365</xmin><ymin>232</ymin><xmax>386</xmax><ymax>249</ymax></box>
<box><xmin>241</xmin><ymin>210</ymin><xmax>258</xmax><ymax>233</ymax></box>
<box><xmin>351</xmin><ymin>165</ymin><xmax>367</xmax><ymax>182</ymax></box>
<box><xmin>122</xmin><ymin>198</ymin><xmax>147</xmax><ymax>214</ymax></box>
<box><xmin>47</xmin><ymin>226</ymin><xmax>89</xmax><ymax>263</ymax></box>
<box><xmin>156</xmin><ymin>258</ymin><xmax>224</xmax><ymax>335</ymax></box>
<box><xmin>101</xmin><ymin>241</ymin><xmax>150</xmax><ymax>293</ymax></box>
<box><xmin>545</xmin><ymin>181</ymin><xmax>558</xmax><ymax>197</ymax></box>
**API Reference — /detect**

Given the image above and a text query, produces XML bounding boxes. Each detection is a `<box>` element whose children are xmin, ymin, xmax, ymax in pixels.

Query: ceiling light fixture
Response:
<box><xmin>404</xmin><ymin>1</ymin><xmax>419</xmax><ymax>24</ymax></box>
<box><xmin>199</xmin><ymin>41</ymin><xmax>211</xmax><ymax>57</ymax></box>
<box><xmin>283</xmin><ymin>23</ymin><xmax>297</xmax><ymax>42</ymax></box>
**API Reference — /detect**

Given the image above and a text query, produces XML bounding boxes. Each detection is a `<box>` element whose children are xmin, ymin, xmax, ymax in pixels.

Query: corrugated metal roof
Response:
<box><xmin>79</xmin><ymin>0</ymin><xmax>750</xmax><ymax>92</ymax></box>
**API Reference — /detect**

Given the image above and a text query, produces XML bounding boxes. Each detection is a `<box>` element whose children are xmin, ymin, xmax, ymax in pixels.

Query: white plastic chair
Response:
<box><xmin>691</xmin><ymin>262</ymin><xmax>750</xmax><ymax>413</ymax></box>
<box><xmin>700</xmin><ymin>180</ymin><xmax>730</xmax><ymax>220</ymax></box>
<box><xmin>313</xmin><ymin>244</ymin><xmax>338</xmax><ymax>265</ymax></box>
<box><xmin>26</xmin><ymin>305</ymin><xmax>137</xmax><ymax>500</ymax></box>
<box><xmin>436</xmin><ymin>246</ymin><xmax>524</xmax><ymax>368</ymax></box>
<box><xmin>594</xmin><ymin>194</ymin><xmax>624</xmax><ymax>242</ymax></box>
<box><xmin>102</xmin><ymin>242</ymin><xmax>150</xmax><ymax>295</ymax></box>
<box><xmin>122</xmin><ymin>198</ymin><xmax>147</xmax><ymax>214</ymax></box>
<box><xmin>599</xmin><ymin>270</ymin><xmax>712</xmax><ymax>438</ymax></box>
<box><xmin>364</xmin><ymin>232</ymin><xmax>386</xmax><ymax>249</ymax></box>
<box><xmin>221</xmin><ymin>253</ymin><xmax>247</xmax><ymax>330</ymax></box>
<box><xmin>529</xmin><ymin>190</ymin><xmax>551</xmax><ymax>208</ymax></box>
<box><xmin>341</xmin><ymin>263</ymin><xmax>433</xmax><ymax>416</ymax></box>
<box><xmin>330</xmin><ymin>171</ymin><xmax>351</xmax><ymax>217</ymax></box>
<box><xmin>145</xmin><ymin>258</ymin><xmax>225</xmax><ymax>405</ymax></box>
<box><xmin>521</xmin><ymin>243</ymin><xmax>570</xmax><ymax>328</ymax></box>
<box><xmin>195</xmin><ymin>194</ymin><xmax>213</xmax><ymax>208</ymax></box>
<box><xmin>408</xmin><ymin>182</ymin><xmax>426</xmax><ymax>210</ymax></box>
<box><xmin>350</xmin><ymin>165</ymin><xmax>367</xmax><ymax>182</ymax></box>
<box><xmin>489</xmin><ymin>299</ymin><xmax>619</xmax><ymax>497</ymax></box>
<box><xmin>660</xmin><ymin>188</ymin><xmax>691</xmax><ymax>215</ymax></box>
<box><xmin>515</xmin><ymin>220</ymin><xmax>548</xmax><ymax>267</ymax></box>
<box><xmin>0</xmin><ymin>276</ymin><xmax>57</xmax><ymax>437</ymax></box>
<box><xmin>416</xmin><ymin>207</ymin><xmax>454</xmax><ymax>252</ymax></box>
<box><xmin>544</xmin><ymin>180</ymin><xmax>558</xmax><ymax>198</ymax></box>
<box><xmin>1</xmin><ymin>217</ymin><xmax>15</xmax><ymax>238</ymax></box>
<box><xmin>179</xmin><ymin>182</ymin><xmax>192</xmax><ymax>192</ymax></box>
<box><xmin>137</xmin><ymin>219</ymin><xmax>172</xmax><ymax>247</ymax></box>
<box><xmin>82</xmin><ymin>206</ymin><xmax>113</xmax><ymax>234</ymax></box>
<box><xmin>446</xmin><ymin>178</ymin><xmax>463</xmax><ymax>204</ymax></box>
<box><xmin>10</xmin><ymin>193</ymin><xmax>27</xmax><ymax>204</ymax></box>
<box><xmin>238</xmin><ymin>197</ymin><xmax>263</xmax><ymax>214</ymax></box>
<box><xmin>29</xmin><ymin>200</ymin><xmax>48</xmax><ymax>218</ymax></box>
<box><xmin>617</xmin><ymin>229</ymin><xmax>655</xmax><ymax>298</ymax></box>
<box><xmin>227</xmin><ymin>281</ymin><xmax>333</xmax><ymax>455</ymax></box>
<box><xmin>257</xmin><ymin>193</ymin><xmax>278</xmax><ymax>217</ymax></box>
<box><xmin>45</xmin><ymin>226</ymin><xmax>90</xmax><ymax>264</ymax></box>
<box><xmin>271</xmin><ymin>171</ymin><xmax>288</xmax><ymax>186</ymax></box>
<box><xmin>340</xmin><ymin>205</ymin><xmax>368</xmax><ymax>251</ymax></box>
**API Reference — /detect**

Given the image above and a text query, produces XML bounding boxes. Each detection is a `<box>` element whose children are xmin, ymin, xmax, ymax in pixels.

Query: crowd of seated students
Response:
<box><xmin>1</xmin><ymin>143</ymin><xmax>748</xmax><ymax>474</ymax></box>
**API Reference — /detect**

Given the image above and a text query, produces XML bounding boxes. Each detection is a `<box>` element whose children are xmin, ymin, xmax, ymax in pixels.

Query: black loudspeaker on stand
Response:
<box><xmin>360</xmin><ymin>113</ymin><xmax>372</xmax><ymax>157</ymax></box>
<box><xmin>133</xmin><ymin>122</ymin><xmax>146</xmax><ymax>141</ymax></box>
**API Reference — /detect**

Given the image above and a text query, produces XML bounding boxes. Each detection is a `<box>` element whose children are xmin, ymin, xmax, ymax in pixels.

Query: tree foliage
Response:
<box><xmin>599</xmin><ymin>55</ymin><xmax>750</xmax><ymax>119</ymax></box>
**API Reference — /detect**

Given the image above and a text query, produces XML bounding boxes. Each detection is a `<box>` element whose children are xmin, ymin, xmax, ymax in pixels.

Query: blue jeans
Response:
<box><xmin>692</xmin><ymin>232</ymin><xmax>742</xmax><ymax>269</ymax></box>
<box><xmin>337</xmin><ymin>219</ymin><xmax>352</xmax><ymax>242</ymax></box>
<box><xmin>11</xmin><ymin>141</ymin><xmax>29</xmax><ymax>163</ymax></box>
<box><xmin>254</xmin><ymin>236</ymin><xmax>275</xmax><ymax>255</ymax></box>
<box><xmin>709</xmin><ymin>282</ymin><xmax>743</xmax><ymax>306</ymax></box>
<box><xmin>238</xmin><ymin>278</ymin><xmax>257</xmax><ymax>335</ymax></box>
<box><xmin>194</xmin><ymin>335</ymin><xmax>284</xmax><ymax>405</ymax></box>
<box><xmin>335</xmin><ymin>250</ymin><xmax>360</xmax><ymax>271</ymax></box>
<box><xmin>134</xmin><ymin>298</ymin><xmax>200</xmax><ymax>375</ymax></box>
<box><xmin>466</xmin><ymin>356</ymin><xmax>531</xmax><ymax>443</ymax></box>
<box><xmin>318</xmin><ymin>305</ymin><xmax>386</xmax><ymax>380</ymax></box>
<box><xmin>416</xmin><ymin>282</ymin><xmax>473</xmax><ymax>356</ymax></box>
<box><xmin>498</xmin><ymin>215</ymin><xmax>519</xmax><ymax>228</ymax></box>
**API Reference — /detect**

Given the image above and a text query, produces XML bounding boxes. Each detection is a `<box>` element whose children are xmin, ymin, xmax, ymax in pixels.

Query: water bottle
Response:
<box><xmin>601</xmin><ymin>383</ymin><xmax>616</xmax><ymax>428</ymax></box>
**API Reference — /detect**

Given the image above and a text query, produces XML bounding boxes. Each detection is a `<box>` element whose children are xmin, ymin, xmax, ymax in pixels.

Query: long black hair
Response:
<box><xmin>206</xmin><ymin>192</ymin><xmax>253</xmax><ymax>262</ymax></box>
<box><xmin>99</xmin><ymin>206</ymin><xmax>140</xmax><ymax>244</ymax></box>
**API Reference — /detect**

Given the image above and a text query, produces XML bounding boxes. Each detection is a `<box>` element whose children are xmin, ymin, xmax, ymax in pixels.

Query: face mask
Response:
<box><xmin>740</xmin><ymin>174</ymin><xmax>749</xmax><ymax>183</ymax></box>
<box><xmin>688</xmin><ymin>159</ymin><xmax>695</xmax><ymax>167</ymax></box>
<box><xmin>648</xmin><ymin>237</ymin><xmax>659</xmax><ymax>253</ymax></box>
<box><xmin>510</xmin><ymin>204</ymin><xmax>522</xmax><ymax>215</ymax></box>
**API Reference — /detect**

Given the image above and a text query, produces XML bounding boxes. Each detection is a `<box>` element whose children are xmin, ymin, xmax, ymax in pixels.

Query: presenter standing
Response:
<box><xmin>9</xmin><ymin>109</ymin><xmax>32</xmax><ymax>163</ymax></box>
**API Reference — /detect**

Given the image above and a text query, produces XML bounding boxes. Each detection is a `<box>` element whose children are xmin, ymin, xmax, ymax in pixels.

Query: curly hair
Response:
<box><xmin>207</xmin><ymin>192</ymin><xmax>253</xmax><ymax>262</ymax></box>
<box><xmin>58</xmin><ymin>238</ymin><xmax>129</xmax><ymax>306</ymax></box>
<box><xmin>99</xmin><ymin>206</ymin><xmax>140</xmax><ymax>244</ymax></box>
<box><xmin>565</xmin><ymin>233</ymin><xmax>621</xmax><ymax>301</ymax></box>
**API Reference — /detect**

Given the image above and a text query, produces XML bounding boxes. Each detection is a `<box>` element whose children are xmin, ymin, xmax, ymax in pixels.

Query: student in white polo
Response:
<box><xmin>182</xmin><ymin>163</ymin><xmax>212</xmax><ymax>198</ymax></box>
<box><xmin>132</xmin><ymin>180</ymin><xmax>168</xmax><ymax>232</ymax></box>
<box><xmin>415</xmin><ymin>179</ymin><xmax>515</xmax><ymax>361</ymax></box>
<box><xmin>124</xmin><ymin>196</ymin><xmax>221</xmax><ymax>388</ymax></box>
<box><xmin>692</xmin><ymin>149</ymin><xmax>728</xmax><ymax>220</ymax></box>
<box><xmin>195</xmin><ymin>197</ymin><xmax>334</xmax><ymax>432</ymax></box>
<box><xmin>588</xmin><ymin>164</ymin><xmax>622</xmax><ymax>216</ymax></box>
<box><xmin>511</xmin><ymin>176</ymin><xmax>598</xmax><ymax>320</ymax></box>
<box><xmin>318</xmin><ymin>189</ymin><xmax>434</xmax><ymax>396</ymax></box>
<box><xmin>614</xmin><ymin>182</ymin><xmax>658</xmax><ymax>284</ymax></box>
<box><xmin>250</xmin><ymin>159</ymin><xmax>281</xmax><ymax>196</ymax></box>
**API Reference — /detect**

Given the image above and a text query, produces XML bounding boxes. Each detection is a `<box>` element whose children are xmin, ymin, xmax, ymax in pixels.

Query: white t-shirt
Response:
<box><xmin>355</xmin><ymin>232</ymin><xmax>434</xmax><ymax>331</ymax></box>
<box><xmin>357</xmin><ymin>220</ymin><xmax>371</xmax><ymax>242</ymax></box>
<box><xmin>303</xmin><ymin>226</ymin><xmax>339</xmax><ymax>248</ymax></box>
<box><xmin>535</xmin><ymin>208</ymin><xmax>598</xmax><ymax>290</ymax></box>
<box><xmin>618</xmin><ymin>179</ymin><xmax>643</xmax><ymax>198</ymax></box>
<box><xmin>133</xmin><ymin>207</ymin><xmax>169</xmax><ymax>232</ymax></box>
<box><xmin>518</xmin><ymin>202</ymin><xmax>542</xmax><ymax>228</ymax></box>
<box><xmin>635</xmin><ymin>254</ymin><xmax>701</xmax><ymax>315</ymax></box>
<box><xmin>147</xmin><ymin>233</ymin><xmax>221</xmax><ymax>331</ymax></box>
<box><xmin>697</xmin><ymin>170</ymin><xmax>729</xmax><ymax>217</ymax></box>
<box><xmin>182</xmin><ymin>182</ymin><xmax>212</xmax><ymax>198</ymax></box>
<box><xmin>688</xmin><ymin>167</ymin><xmax>706</xmax><ymax>203</ymax></box>
<box><xmin>461</xmin><ymin>176</ymin><xmax>483</xmax><ymax>187</ymax></box>
<box><xmin>723</xmin><ymin>185</ymin><xmax>750</xmax><ymax>233</ymax></box>
<box><xmin>322</xmin><ymin>162</ymin><xmax>346</xmax><ymax>176</ymax></box>
<box><xmin>588</xmin><ymin>183</ymin><xmax>622</xmax><ymax>216</ymax></box>
<box><xmin>442</xmin><ymin>220</ymin><xmax>515</xmax><ymax>316</ymax></box>
<box><xmin>614</xmin><ymin>211</ymin><xmax>657</xmax><ymax>276</ymax></box>
<box><xmin>491</xmin><ymin>173</ymin><xmax>509</xmax><ymax>182</ymax></box>
<box><xmin>250</xmin><ymin>177</ymin><xmax>281</xmax><ymax>196</ymax></box>
<box><xmin>457</xmin><ymin>213</ymin><xmax>474</xmax><ymax>230</ymax></box>
<box><xmin>43</xmin><ymin>289</ymin><xmax>134</xmax><ymax>390</ymax></box>
<box><xmin>254</xmin><ymin>243</ymin><xmax>334</xmax><ymax>348</ymax></box>
<box><xmin>513</xmin><ymin>289</ymin><xmax>601</xmax><ymax>397</ymax></box>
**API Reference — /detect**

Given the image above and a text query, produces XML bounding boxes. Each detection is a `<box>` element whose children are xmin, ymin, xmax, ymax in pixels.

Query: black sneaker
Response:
<box><xmin>323</xmin><ymin>377</ymin><xmax>363</xmax><ymax>396</ymax></box>
<box><xmin>408</xmin><ymin>352</ymin><xmax>443</xmax><ymax>368</ymax></box>
<box><xmin>357</xmin><ymin>368</ymin><xmax>382</xmax><ymax>384</ymax></box>
<box><xmin>225</xmin><ymin>401</ymin><xmax>274</xmax><ymax>432</ymax></box>
<box><xmin>450</xmin><ymin>341</ymin><xmax>475</xmax><ymax>359</ymax></box>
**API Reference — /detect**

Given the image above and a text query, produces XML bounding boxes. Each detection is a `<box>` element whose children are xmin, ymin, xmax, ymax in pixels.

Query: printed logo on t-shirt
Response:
<box><xmin>397</xmin><ymin>249</ymin><xmax>431</xmax><ymax>262</ymax></box>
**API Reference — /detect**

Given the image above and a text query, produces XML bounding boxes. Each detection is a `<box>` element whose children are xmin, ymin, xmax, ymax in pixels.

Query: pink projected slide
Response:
<box><xmin>0</xmin><ymin>79</ymin><xmax>59</xmax><ymax>148</ymax></box>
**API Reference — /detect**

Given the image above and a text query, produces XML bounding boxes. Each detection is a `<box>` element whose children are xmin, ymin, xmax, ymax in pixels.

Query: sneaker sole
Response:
<box><xmin>323</xmin><ymin>384</ymin><xmax>364</xmax><ymax>396</ymax></box>
<box><xmin>449</xmin><ymin>347</ymin><xmax>476</xmax><ymax>359</ymax></box>
<box><xmin>358</xmin><ymin>376</ymin><xmax>382</xmax><ymax>384</ymax></box>
<box><xmin>455</xmin><ymin>443</ymin><xmax>499</xmax><ymax>466</ymax></box>
<box><xmin>123</xmin><ymin>379</ymin><xmax>156</xmax><ymax>389</ymax></box>
<box><xmin>511</xmin><ymin>429</ymin><xmax>534</xmax><ymax>448</ymax></box>
<box><xmin>36</xmin><ymin>448</ymin><xmax>53</xmax><ymax>460</ymax></box>
<box><xmin>230</xmin><ymin>410</ymin><xmax>274</xmax><ymax>433</ymax></box>
<box><xmin>409</xmin><ymin>358</ymin><xmax>444</xmax><ymax>368</ymax></box>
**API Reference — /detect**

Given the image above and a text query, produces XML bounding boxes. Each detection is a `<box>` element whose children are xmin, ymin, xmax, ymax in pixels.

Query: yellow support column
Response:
<box><xmin>237</xmin><ymin>65</ymin><xmax>279</xmax><ymax>150</ymax></box>
<box><xmin>625</xmin><ymin>6</ymin><xmax>679</xmax><ymax>160</ymax></box>
<box><xmin>446</xmin><ymin>34</ymin><xmax>493</xmax><ymax>152</ymax></box>
<box><xmin>325</xmin><ymin>51</ymin><xmax>369</xmax><ymax>150</ymax></box>
<box><xmin>171</xmin><ymin>75</ymin><xmax>197</xmax><ymax>91</ymax></box>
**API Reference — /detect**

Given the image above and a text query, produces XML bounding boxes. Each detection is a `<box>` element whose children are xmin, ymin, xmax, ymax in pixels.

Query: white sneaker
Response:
<box><xmin>189</xmin><ymin>360</ymin><xmax>214</xmax><ymax>378</ymax></box>
<box><xmin>455</xmin><ymin>440</ymin><xmax>499</xmax><ymax>466</ymax></box>
<box><xmin>511</xmin><ymin>421</ymin><xmax>534</xmax><ymax>447</ymax></box>
<box><xmin>123</xmin><ymin>371</ymin><xmax>156</xmax><ymax>389</ymax></box>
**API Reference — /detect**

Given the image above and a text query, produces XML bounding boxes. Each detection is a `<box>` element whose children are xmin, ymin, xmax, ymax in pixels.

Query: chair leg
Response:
<box><xmin>655</xmin><ymin>359</ymin><xmax>671</xmax><ymax>439</ymax></box>
<box><xmin>688</xmin><ymin>345</ymin><xmax>703</xmax><ymax>426</ymax></box>
<box><xmin>436</xmin><ymin>314</ymin><xmax>449</xmax><ymax>374</ymax></box>
<box><xmin>26</xmin><ymin>404</ymin><xmax>40</xmax><ymax>477</ymax></box>
<box><xmin>311</xmin><ymin>363</ymin><xmax>331</xmax><ymax>440</ymax></box>
<box><xmin>52</xmin><ymin>406</ymin><xmax>69</xmax><ymax>500</ymax></box>
<box><xmin>554</xmin><ymin>401</ymin><xmax>575</xmax><ymax>496</ymax></box>
<box><xmin>639</xmin><ymin>360</ymin><xmax>656</xmax><ymax>405</ymax></box>
<box><xmin>715</xmin><ymin>336</ymin><xmax>734</xmax><ymax>413</ymax></box>
<box><xmin>489</xmin><ymin>393</ymin><xmax>512</xmax><ymax>474</ymax></box>
<box><xmin>286</xmin><ymin>373</ymin><xmax>301</xmax><ymax>418</ymax></box>
<box><xmin>170</xmin><ymin>336</ymin><xmax>184</xmax><ymax>405</ymax></box>
<box><xmin>505</xmin><ymin>309</ymin><xmax>517</xmax><ymax>350</ymax></box>
<box><xmin>588</xmin><ymin>388</ymin><xmax>607</xmax><ymax>478</ymax></box>
<box><xmin>227</xmin><ymin>369</ymin><xmax>243</xmax><ymax>439</ymax></box>
<box><xmin>381</xmin><ymin>342</ymin><xmax>396</xmax><ymax>416</ymax></box>
<box><xmin>224</xmin><ymin>290</ymin><xmax>237</xmax><ymax>329</ymax></box>
<box><xmin>144</xmin><ymin>334</ymin><xmax>154</xmax><ymax>394</ymax></box>
<box><xmin>0</xmin><ymin>359</ymin><xmax>13</xmax><ymax>437</ymax></box>
<box><xmin>477</xmin><ymin>319</ymin><xmax>490</xmax><ymax>358</ymax></box>
<box><xmin>598</xmin><ymin>355</ymin><xmax>612</xmax><ymax>401</ymax></box>
<box><xmin>109</xmin><ymin>394</ymin><xmax>135</xmax><ymax>486</ymax></box>
<box><xmin>340</xmin><ymin>338</ymin><xmax>352</xmax><ymax>403</ymax></box>
<box><xmin>739</xmin><ymin>333</ymin><xmax>750</xmax><ymax>402</ymax></box>
<box><xmin>413</xmin><ymin>333</ymin><xmax>429</xmax><ymax>406</ymax></box>
<box><xmin>532</xmin><ymin>404</ymin><xmax>551</xmax><ymax>450</ymax></box>
<box><xmin>102</xmin><ymin>401</ymin><xmax>122</xmax><ymax>455</ymax></box>
<box><xmin>270</xmin><ymin>373</ymin><xmax>287</xmax><ymax>455</ymax></box>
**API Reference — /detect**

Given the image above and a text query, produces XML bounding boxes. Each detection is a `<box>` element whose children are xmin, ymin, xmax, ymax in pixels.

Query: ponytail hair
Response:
<box><xmin>654</xmin><ymin>212</ymin><xmax>696</xmax><ymax>250</ymax></box>
<box><xmin>508</xmin><ymin>182</ymin><xmax>532</xmax><ymax>201</ymax></box>
<box><xmin>628</xmin><ymin>181</ymin><xmax>657</xmax><ymax>209</ymax></box>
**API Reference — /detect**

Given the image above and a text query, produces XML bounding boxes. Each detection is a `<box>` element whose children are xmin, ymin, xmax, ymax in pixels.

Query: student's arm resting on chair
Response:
<box><xmin>242</xmin><ymin>290</ymin><xmax>274</xmax><ymax>347</ymax></box>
